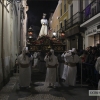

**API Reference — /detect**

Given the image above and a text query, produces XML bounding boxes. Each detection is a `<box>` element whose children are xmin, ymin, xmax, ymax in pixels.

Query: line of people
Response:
<box><xmin>17</xmin><ymin>47</ymin><xmax>81</xmax><ymax>89</ymax></box>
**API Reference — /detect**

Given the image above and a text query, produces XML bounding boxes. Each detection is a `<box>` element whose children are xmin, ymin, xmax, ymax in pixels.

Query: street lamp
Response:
<box><xmin>59</xmin><ymin>30</ymin><xmax>65</xmax><ymax>43</ymax></box>
<box><xmin>53</xmin><ymin>31</ymin><xmax>56</xmax><ymax>36</ymax></box>
<box><xmin>52</xmin><ymin>31</ymin><xmax>57</xmax><ymax>40</ymax></box>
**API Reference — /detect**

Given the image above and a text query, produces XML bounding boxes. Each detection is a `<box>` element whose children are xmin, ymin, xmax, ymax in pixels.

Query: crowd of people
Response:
<box><xmin>77</xmin><ymin>46</ymin><xmax>100</xmax><ymax>86</ymax></box>
<box><xmin>16</xmin><ymin>46</ymin><xmax>100</xmax><ymax>100</ymax></box>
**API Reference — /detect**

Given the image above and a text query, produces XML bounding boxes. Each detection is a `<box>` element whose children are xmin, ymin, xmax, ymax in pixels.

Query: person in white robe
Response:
<box><xmin>65</xmin><ymin>48</ymin><xmax>80</xmax><ymax>86</ymax></box>
<box><xmin>62</xmin><ymin>50</ymin><xmax>71</xmax><ymax>81</ymax></box>
<box><xmin>17</xmin><ymin>47</ymin><xmax>31</xmax><ymax>88</ymax></box>
<box><xmin>57</xmin><ymin>54</ymin><xmax>64</xmax><ymax>80</ymax></box>
<box><xmin>95</xmin><ymin>57</ymin><xmax>100</xmax><ymax>100</ymax></box>
<box><xmin>38</xmin><ymin>13</ymin><xmax>48</xmax><ymax>39</ymax></box>
<box><xmin>44</xmin><ymin>49</ymin><xmax>59</xmax><ymax>88</ymax></box>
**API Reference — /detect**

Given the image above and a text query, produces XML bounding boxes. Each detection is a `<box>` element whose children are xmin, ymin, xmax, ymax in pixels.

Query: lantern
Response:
<box><xmin>28</xmin><ymin>27</ymin><xmax>33</xmax><ymax>38</ymax></box>
<box><xmin>52</xmin><ymin>31</ymin><xmax>57</xmax><ymax>40</ymax></box>
<box><xmin>59</xmin><ymin>30</ymin><xmax>65</xmax><ymax>39</ymax></box>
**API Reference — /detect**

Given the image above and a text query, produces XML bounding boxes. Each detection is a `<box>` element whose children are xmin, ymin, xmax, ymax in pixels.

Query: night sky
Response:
<box><xmin>27</xmin><ymin>0</ymin><xmax>58</xmax><ymax>38</ymax></box>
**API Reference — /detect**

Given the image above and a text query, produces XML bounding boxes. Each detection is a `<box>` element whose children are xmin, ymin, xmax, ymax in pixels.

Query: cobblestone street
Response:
<box><xmin>0</xmin><ymin>69</ymin><xmax>97</xmax><ymax>100</ymax></box>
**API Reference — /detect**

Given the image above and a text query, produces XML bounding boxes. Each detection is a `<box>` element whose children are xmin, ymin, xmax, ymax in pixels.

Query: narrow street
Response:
<box><xmin>0</xmin><ymin>67</ymin><xmax>97</xmax><ymax>100</ymax></box>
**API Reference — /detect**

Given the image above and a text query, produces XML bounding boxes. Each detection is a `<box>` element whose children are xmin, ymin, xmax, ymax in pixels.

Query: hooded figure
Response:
<box><xmin>44</xmin><ymin>49</ymin><xmax>58</xmax><ymax>88</ymax></box>
<box><xmin>95</xmin><ymin>57</ymin><xmax>100</xmax><ymax>100</ymax></box>
<box><xmin>65</xmin><ymin>48</ymin><xmax>80</xmax><ymax>86</ymax></box>
<box><xmin>61</xmin><ymin>50</ymin><xmax>71</xmax><ymax>81</ymax></box>
<box><xmin>17</xmin><ymin>47</ymin><xmax>31</xmax><ymax>88</ymax></box>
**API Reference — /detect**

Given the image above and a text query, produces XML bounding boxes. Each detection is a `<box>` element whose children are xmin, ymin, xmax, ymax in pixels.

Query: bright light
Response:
<box><xmin>53</xmin><ymin>32</ymin><xmax>56</xmax><ymax>36</ymax></box>
<box><xmin>29</xmin><ymin>36</ymin><xmax>32</xmax><ymax>38</ymax></box>
<box><xmin>61</xmin><ymin>33</ymin><xmax>65</xmax><ymax>36</ymax></box>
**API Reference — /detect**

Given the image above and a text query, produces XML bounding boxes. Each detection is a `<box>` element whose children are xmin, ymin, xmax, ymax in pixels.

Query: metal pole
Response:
<box><xmin>81</xmin><ymin>60</ymin><xmax>82</xmax><ymax>87</ymax></box>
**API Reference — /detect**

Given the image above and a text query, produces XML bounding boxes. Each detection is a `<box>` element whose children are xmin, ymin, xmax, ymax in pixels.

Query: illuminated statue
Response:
<box><xmin>38</xmin><ymin>13</ymin><xmax>48</xmax><ymax>39</ymax></box>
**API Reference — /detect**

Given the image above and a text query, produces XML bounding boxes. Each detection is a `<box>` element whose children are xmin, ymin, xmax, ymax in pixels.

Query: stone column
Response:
<box><xmin>81</xmin><ymin>32</ymin><xmax>85</xmax><ymax>50</ymax></box>
<box><xmin>75</xmin><ymin>35</ymin><xmax>79</xmax><ymax>49</ymax></box>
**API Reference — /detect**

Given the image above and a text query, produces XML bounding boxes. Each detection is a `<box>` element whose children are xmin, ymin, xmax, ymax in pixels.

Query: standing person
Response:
<box><xmin>95</xmin><ymin>56</ymin><xmax>100</xmax><ymax>100</ymax></box>
<box><xmin>65</xmin><ymin>48</ymin><xmax>80</xmax><ymax>86</ymax></box>
<box><xmin>44</xmin><ymin>49</ymin><xmax>59</xmax><ymax>88</ymax></box>
<box><xmin>57</xmin><ymin>53</ymin><xmax>64</xmax><ymax>81</ymax></box>
<box><xmin>17</xmin><ymin>47</ymin><xmax>31</xmax><ymax>89</ymax></box>
<box><xmin>62</xmin><ymin>50</ymin><xmax>71</xmax><ymax>81</ymax></box>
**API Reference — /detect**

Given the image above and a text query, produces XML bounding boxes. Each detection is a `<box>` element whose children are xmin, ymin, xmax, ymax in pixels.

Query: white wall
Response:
<box><xmin>0</xmin><ymin>0</ymin><xmax>3</xmax><ymax>84</ymax></box>
<box><xmin>0</xmin><ymin>0</ymin><xmax>26</xmax><ymax>87</ymax></box>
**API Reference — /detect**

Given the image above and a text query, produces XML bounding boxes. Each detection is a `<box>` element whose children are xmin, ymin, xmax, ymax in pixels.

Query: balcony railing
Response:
<box><xmin>65</xmin><ymin>12</ymin><xmax>81</xmax><ymax>30</ymax></box>
<box><xmin>81</xmin><ymin>0</ymin><xmax>100</xmax><ymax>23</ymax></box>
<box><xmin>58</xmin><ymin>12</ymin><xmax>81</xmax><ymax>35</ymax></box>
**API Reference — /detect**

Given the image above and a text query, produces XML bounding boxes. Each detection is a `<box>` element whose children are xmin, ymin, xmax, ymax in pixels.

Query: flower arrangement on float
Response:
<box><xmin>32</xmin><ymin>35</ymin><xmax>63</xmax><ymax>45</ymax></box>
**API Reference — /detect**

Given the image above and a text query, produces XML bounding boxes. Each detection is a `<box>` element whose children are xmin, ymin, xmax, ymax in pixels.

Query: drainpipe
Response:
<box><xmin>1</xmin><ymin>0</ymin><xmax>5</xmax><ymax>85</ymax></box>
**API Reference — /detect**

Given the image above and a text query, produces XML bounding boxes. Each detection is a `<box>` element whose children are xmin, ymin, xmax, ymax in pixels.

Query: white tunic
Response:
<box><xmin>33</xmin><ymin>52</ymin><xmax>38</xmax><ymax>67</ymax></box>
<box><xmin>39</xmin><ymin>19</ymin><xmax>48</xmax><ymax>37</ymax></box>
<box><xmin>44</xmin><ymin>54</ymin><xmax>58</xmax><ymax>84</ymax></box>
<box><xmin>95</xmin><ymin>57</ymin><xmax>100</xmax><ymax>100</ymax></box>
<box><xmin>65</xmin><ymin>54</ymin><xmax>80</xmax><ymax>86</ymax></box>
<box><xmin>62</xmin><ymin>52</ymin><xmax>71</xmax><ymax>80</ymax></box>
<box><xmin>17</xmin><ymin>54</ymin><xmax>31</xmax><ymax>87</ymax></box>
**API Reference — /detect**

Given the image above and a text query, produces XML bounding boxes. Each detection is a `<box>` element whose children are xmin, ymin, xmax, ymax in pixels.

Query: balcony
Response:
<box><xmin>80</xmin><ymin>0</ymin><xmax>100</xmax><ymax>27</ymax></box>
<box><xmin>65</xmin><ymin>12</ymin><xmax>81</xmax><ymax>30</ymax></box>
<box><xmin>59</xmin><ymin>12</ymin><xmax>81</xmax><ymax>32</ymax></box>
<box><xmin>58</xmin><ymin>12</ymin><xmax>81</xmax><ymax>37</ymax></box>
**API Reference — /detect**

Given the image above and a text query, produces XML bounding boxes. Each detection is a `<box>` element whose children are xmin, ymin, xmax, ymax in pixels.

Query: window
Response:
<box><xmin>70</xmin><ymin>4</ymin><xmax>73</xmax><ymax>25</ymax></box>
<box><xmin>94</xmin><ymin>34</ymin><xmax>100</xmax><ymax>46</ymax></box>
<box><xmin>64</xmin><ymin>19</ymin><xmax>66</xmax><ymax>30</ymax></box>
<box><xmin>85</xmin><ymin>0</ymin><xmax>89</xmax><ymax>7</ymax></box>
<box><xmin>64</xmin><ymin>0</ymin><xmax>66</xmax><ymax>12</ymax></box>
<box><xmin>64</xmin><ymin>4</ymin><xmax>66</xmax><ymax>12</ymax></box>
<box><xmin>91</xmin><ymin>6</ymin><xmax>96</xmax><ymax>16</ymax></box>
<box><xmin>60</xmin><ymin>3</ymin><xmax>62</xmax><ymax>16</ymax></box>
<box><xmin>60</xmin><ymin>9</ymin><xmax>62</xmax><ymax>16</ymax></box>
<box><xmin>60</xmin><ymin>23</ymin><xmax>62</xmax><ymax>28</ymax></box>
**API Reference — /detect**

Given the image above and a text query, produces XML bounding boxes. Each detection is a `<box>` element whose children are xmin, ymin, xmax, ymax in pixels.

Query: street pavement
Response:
<box><xmin>0</xmin><ymin>68</ymin><xmax>97</xmax><ymax>100</ymax></box>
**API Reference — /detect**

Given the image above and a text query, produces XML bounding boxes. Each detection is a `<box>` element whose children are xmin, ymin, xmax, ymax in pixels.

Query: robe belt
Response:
<box><xmin>47</xmin><ymin>64</ymin><xmax>58</xmax><ymax>68</ymax></box>
<box><xmin>19</xmin><ymin>63</ymin><xmax>29</xmax><ymax>68</ymax></box>
<box><xmin>64</xmin><ymin>62</ymin><xmax>76</xmax><ymax>67</ymax></box>
<box><xmin>42</xmin><ymin>24</ymin><xmax>47</xmax><ymax>25</ymax></box>
<box><xmin>40</xmin><ymin>61</ymin><xmax>45</xmax><ymax>62</ymax></box>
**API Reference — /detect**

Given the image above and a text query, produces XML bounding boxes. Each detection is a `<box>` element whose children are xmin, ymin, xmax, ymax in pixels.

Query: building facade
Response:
<box><xmin>80</xmin><ymin>0</ymin><xmax>100</xmax><ymax>48</ymax></box>
<box><xmin>0</xmin><ymin>0</ymin><xmax>27</xmax><ymax>89</ymax></box>
<box><xmin>64</xmin><ymin>0</ymin><xmax>84</xmax><ymax>50</ymax></box>
<box><xmin>48</xmin><ymin>0</ymin><xmax>61</xmax><ymax>38</ymax></box>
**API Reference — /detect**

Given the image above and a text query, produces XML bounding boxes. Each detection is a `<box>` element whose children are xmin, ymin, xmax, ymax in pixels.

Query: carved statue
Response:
<box><xmin>38</xmin><ymin>13</ymin><xmax>48</xmax><ymax>39</ymax></box>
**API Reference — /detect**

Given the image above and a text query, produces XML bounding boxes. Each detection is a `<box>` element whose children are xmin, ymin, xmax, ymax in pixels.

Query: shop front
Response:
<box><xmin>65</xmin><ymin>25</ymin><xmax>83</xmax><ymax>50</ymax></box>
<box><xmin>85</xmin><ymin>23</ymin><xmax>100</xmax><ymax>48</ymax></box>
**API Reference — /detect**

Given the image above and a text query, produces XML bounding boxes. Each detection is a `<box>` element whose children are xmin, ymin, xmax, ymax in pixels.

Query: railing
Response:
<box><xmin>81</xmin><ymin>0</ymin><xmax>100</xmax><ymax>23</ymax></box>
<box><xmin>59</xmin><ymin>12</ymin><xmax>81</xmax><ymax>32</ymax></box>
<box><xmin>65</xmin><ymin>12</ymin><xmax>81</xmax><ymax>30</ymax></box>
